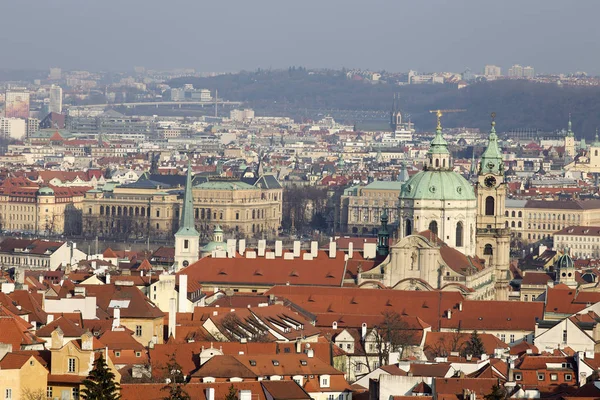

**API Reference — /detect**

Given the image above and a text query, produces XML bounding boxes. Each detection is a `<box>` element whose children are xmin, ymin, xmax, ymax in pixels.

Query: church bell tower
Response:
<box><xmin>174</xmin><ymin>159</ymin><xmax>200</xmax><ymax>271</ymax></box>
<box><xmin>475</xmin><ymin>114</ymin><xmax>511</xmax><ymax>300</ymax></box>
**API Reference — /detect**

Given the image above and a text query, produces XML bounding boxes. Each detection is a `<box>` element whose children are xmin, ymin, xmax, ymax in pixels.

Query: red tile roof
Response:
<box><xmin>178</xmin><ymin>250</ymin><xmax>348</xmax><ymax>288</ymax></box>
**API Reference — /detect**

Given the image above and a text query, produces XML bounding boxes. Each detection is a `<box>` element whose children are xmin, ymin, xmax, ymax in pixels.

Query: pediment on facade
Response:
<box><xmin>391</xmin><ymin>234</ymin><xmax>435</xmax><ymax>250</ymax></box>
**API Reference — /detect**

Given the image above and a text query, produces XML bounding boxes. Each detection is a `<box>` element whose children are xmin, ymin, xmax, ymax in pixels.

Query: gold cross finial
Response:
<box><xmin>491</xmin><ymin>112</ymin><xmax>496</xmax><ymax>127</ymax></box>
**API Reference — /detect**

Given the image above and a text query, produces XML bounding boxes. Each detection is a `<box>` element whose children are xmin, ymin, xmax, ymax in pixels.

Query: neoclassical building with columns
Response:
<box><xmin>361</xmin><ymin>118</ymin><xmax>511</xmax><ymax>300</ymax></box>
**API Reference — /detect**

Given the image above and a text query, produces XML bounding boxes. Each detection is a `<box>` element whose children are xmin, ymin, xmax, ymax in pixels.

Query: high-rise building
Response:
<box><xmin>26</xmin><ymin>118</ymin><xmax>39</xmax><ymax>137</ymax></box>
<box><xmin>523</xmin><ymin>66</ymin><xmax>535</xmax><ymax>78</ymax></box>
<box><xmin>48</xmin><ymin>67</ymin><xmax>62</xmax><ymax>80</ymax></box>
<box><xmin>484</xmin><ymin>65</ymin><xmax>502</xmax><ymax>77</ymax></box>
<box><xmin>0</xmin><ymin>117</ymin><xmax>26</xmax><ymax>139</ymax></box>
<box><xmin>508</xmin><ymin>64</ymin><xmax>524</xmax><ymax>78</ymax></box>
<box><xmin>4</xmin><ymin>90</ymin><xmax>30</xmax><ymax>119</ymax></box>
<box><xmin>49</xmin><ymin>85</ymin><xmax>63</xmax><ymax>114</ymax></box>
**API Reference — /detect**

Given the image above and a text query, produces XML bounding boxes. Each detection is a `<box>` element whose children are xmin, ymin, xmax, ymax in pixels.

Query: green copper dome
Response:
<box><xmin>556</xmin><ymin>253</ymin><xmax>574</xmax><ymax>270</ymax></box>
<box><xmin>400</xmin><ymin>170</ymin><xmax>475</xmax><ymax>201</ymax></box>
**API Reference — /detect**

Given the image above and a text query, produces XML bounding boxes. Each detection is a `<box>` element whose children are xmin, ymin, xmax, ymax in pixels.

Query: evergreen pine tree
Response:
<box><xmin>464</xmin><ymin>330</ymin><xmax>486</xmax><ymax>358</ymax></box>
<box><xmin>161</xmin><ymin>353</ymin><xmax>190</xmax><ymax>400</ymax></box>
<box><xmin>484</xmin><ymin>384</ymin><xmax>506</xmax><ymax>400</ymax></box>
<box><xmin>224</xmin><ymin>384</ymin><xmax>237</xmax><ymax>400</ymax></box>
<box><xmin>81</xmin><ymin>353</ymin><xmax>121</xmax><ymax>400</ymax></box>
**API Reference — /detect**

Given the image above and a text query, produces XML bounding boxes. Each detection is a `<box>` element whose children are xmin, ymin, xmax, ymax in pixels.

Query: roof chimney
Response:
<box><xmin>169</xmin><ymin>298</ymin><xmax>177</xmax><ymax>339</ymax></box>
<box><xmin>447</xmin><ymin>309</ymin><xmax>452</xmax><ymax>319</ymax></box>
<box><xmin>275</xmin><ymin>241</ymin><xmax>283</xmax><ymax>257</ymax></box>
<box><xmin>258</xmin><ymin>240</ymin><xmax>266</xmax><ymax>257</ymax></box>
<box><xmin>293</xmin><ymin>241</ymin><xmax>301</xmax><ymax>257</ymax></box>
<box><xmin>105</xmin><ymin>273</ymin><xmax>110</xmax><ymax>284</ymax></box>
<box><xmin>310</xmin><ymin>241</ymin><xmax>318</xmax><ymax>257</ymax></box>
<box><xmin>238</xmin><ymin>239</ymin><xmax>246</xmax><ymax>255</ymax></box>
<box><xmin>348</xmin><ymin>242</ymin><xmax>353</xmax><ymax>259</ymax></box>
<box><xmin>178</xmin><ymin>274</ymin><xmax>188</xmax><ymax>313</ymax></box>
<box><xmin>205</xmin><ymin>388</ymin><xmax>215</xmax><ymax>400</ymax></box>
<box><xmin>329</xmin><ymin>242</ymin><xmax>337</xmax><ymax>258</ymax></box>
<box><xmin>112</xmin><ymin>308</ymin><xmax>121</xmax><ymax>330</ymax></box>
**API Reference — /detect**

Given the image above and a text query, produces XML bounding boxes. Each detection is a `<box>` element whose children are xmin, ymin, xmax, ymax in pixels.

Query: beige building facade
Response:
<box><xmin>82</xmin><ymin>177</ymin><xmax>283</xmax><ymax>240</ymax></box>
<box><xmin>506</xmin><ymin>199</ymin><xmax>600</xmax><ymax>243</ymax></box>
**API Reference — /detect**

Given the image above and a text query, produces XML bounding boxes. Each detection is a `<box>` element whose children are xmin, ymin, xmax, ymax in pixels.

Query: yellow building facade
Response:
<box><xmin>82</xmin><ymin>178</ymin><xmax>283</xmax><ymax>240</ymax></box>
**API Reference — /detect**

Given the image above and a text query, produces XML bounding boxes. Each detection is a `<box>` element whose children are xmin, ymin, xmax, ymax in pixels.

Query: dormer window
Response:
<box><xmin>272</xmin><ymin>360</ymin><xmax>280</xmax><ymax>366</ymax></box>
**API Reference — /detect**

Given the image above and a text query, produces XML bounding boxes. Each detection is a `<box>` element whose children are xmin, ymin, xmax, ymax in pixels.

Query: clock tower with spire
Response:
<box><xmin>174</xmin><ymin>158</ymin><xmax>200</xmax><ymax>271</ymax></box>
<box><xmin>476</xmin><ymin>114</ymin><xmax>511</xmax><ymax>300</ymax></box>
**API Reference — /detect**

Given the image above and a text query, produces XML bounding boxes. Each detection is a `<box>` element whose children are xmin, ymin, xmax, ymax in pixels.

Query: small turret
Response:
<box><xmin>377</xmin><ymin>211</ymin><xmax>390</xmax><ymax>257</ymax></box>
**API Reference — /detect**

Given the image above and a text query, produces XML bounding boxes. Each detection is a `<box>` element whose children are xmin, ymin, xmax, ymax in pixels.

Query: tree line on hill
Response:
<box><xmin>169</xmin><ymin>69</ymin><xmax>600</xmax><ymax>137</ymax></box>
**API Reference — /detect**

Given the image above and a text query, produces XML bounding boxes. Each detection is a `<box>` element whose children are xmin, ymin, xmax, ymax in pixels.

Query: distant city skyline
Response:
<box><xmin>2</xmin><ymin>0</ymin><xmax>599</xmax><ymax>75</ymax></box>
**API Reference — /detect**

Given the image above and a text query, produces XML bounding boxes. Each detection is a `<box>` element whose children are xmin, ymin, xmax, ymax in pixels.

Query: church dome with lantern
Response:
<box><xmin>398</xmin><ymin>117</ymin><xmax>477</xmax><ymax>256</ymax></box>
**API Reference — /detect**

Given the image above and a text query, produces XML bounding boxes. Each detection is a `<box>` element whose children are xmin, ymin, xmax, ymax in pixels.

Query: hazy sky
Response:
<box><xmin>2</xmin><ymin>0</ymin><xmax>598</xmax><ymax>74</ymax></box>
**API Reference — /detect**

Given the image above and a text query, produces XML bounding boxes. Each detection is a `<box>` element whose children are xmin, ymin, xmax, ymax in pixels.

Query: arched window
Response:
<box><xmin>511</xmin><ymin>211</ymin><xmax>515</xmax><ymax>217</ymax></box>
<box><xmin>456</xmin><ymin>222</ymin><xmax>463</xmax><ymax>247</ymax></box>
<box><xmin>100</xmin><ymin>206</ymin><xmax>104</xmax><ymax>216</ymax></box>
<box><xmin>511</xmin><ymin>221</ymin><xmax>515</xmax><ymax>227</ymax></box>
<box><xmin>518</xmin><ymin>221</ymin><xmax>522</xmax><ymax>228</ymax></box>
<box><xmin>435</xmin><ymin>159</ymin><xmax>439</xmax><ymax>168</ymax></box>
<box><xmin>485</xmin><ymin>196</ymin><xmax>495</xmax><ymax>216</ymax></box>
<box><xmin>428</xmin><ymin>221</ymin><xmax>438</xmax><ymax>236</ymax></box>
<box><xmin>505</xmin><ymin>211</ymin><xmax>509</xmax><ymax>217</ymax></box>
<box><xmin>405</xmin><ymin>219</ymin><xmax>412</xmax><ymax>237</ymax></box>
<box><xmin>518</xmin><ymin>211</ymin><xmax>523</xmax><ymax>218</ymax></box>
<box><xmin>484</xmin><ymin>244</ymin><xmax>493</xmax><ymax>255</ymax></box>
<box><xmin>442</xmin><ymin>159</ymin><xmax>446</xmax><ymax>168</ymax></box>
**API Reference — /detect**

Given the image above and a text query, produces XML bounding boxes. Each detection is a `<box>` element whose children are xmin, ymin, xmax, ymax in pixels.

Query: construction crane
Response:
<box><xmin>429</xmin><ymin>109</ymin><xmax>466</xmax><ymax>130</ymax></box>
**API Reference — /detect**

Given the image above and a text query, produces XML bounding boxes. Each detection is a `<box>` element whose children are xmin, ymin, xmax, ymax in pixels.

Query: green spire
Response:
<box><xmin>594</xmin><ymin>128</ymin><xmax>600</xmax><ymax>147</ymax></box>
<box><xmin>176</xmin><ymin>159</ymin><xmax>199</xmax><ymax>237</ymax></box>
<box><xmin>479</xmin><ymin>114</ymin><xmax>504</xmax><ymax>175</ymax></box>
<box><xmin>428</xmin><ymin>126</ymin><xmax>450</xmax><ymax>155</ymax></box>
<box><xmin>567</xmin><ymin>114</ymin><xmax>574</xmax><ymax>137</ymax></box>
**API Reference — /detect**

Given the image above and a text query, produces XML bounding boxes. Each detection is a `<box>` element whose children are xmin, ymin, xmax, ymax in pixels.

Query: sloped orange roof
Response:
<box><xmin>103</xmin><ymin>247</ymin><xmax>118</xmax><ymax>259</ymax></box>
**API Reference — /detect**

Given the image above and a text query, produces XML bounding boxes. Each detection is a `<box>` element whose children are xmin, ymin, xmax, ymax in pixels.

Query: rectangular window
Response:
<box><xmin>563</xmin><ymin>330</ymin><xmax>568</xmax><ymax>343</ymax></box>
<box><xmin>550</xmin><ymin>373</ymin><xmax>558</xmax><ymax>381</ymax></box>
<box><xmin>509</xmin><ymin>334</ymin><xmax>515</xmax><ymax>343</ymax></box>
<box><xmin>73</xmin><ymin>387</ymin><xmax>79</xmax><ymax>400</ymax></box>
<box><xmin>136</xmin><ymin>351</ymin><xmax>142</xmax><ymax>357</ymax></box>
<box><xmin>355</xmin><ymin>363</ymin><xmax>362</xmax><ymax>372</ymax></box>
<box><xmin>500</xmin><ymin>334</ymin><xmax>506</xmax><ymax>342</ymax></box>
<box><xmin>565</xmin><ymin>373</ymin><xmax>572</xmax><ymax>381</ymax></box>
<box><xmin>135</xmin><ymin>325</ymin><xmax>142</xmax><ymax>336</ymax></box>
<box><xmin>538</xmin><ymin>373</ymin><xmax>545</xmax><ymax>381</ymax></box>
<box><xmin>184</xmin><ymin>239</ymin><xmax>189</xmax><ymax>249</ymax></box>
<box><xmin>115</xmin><ymin>351</ymin><xmax>121</xmax><ymax>357</ymax></box>
<box><xmin>5</xmin><ymin>389</ymin><xmax>11</xmax><ymax>399</ymax></box>
<box><xmin>46</xmin><ymin>387</ymin><xmax>52</xmax><ymax>399</ymax></box>
<box><xmin>68</xmin><ymin>358</ymin><xmax>76</xmax><ymax>373</ymax></box>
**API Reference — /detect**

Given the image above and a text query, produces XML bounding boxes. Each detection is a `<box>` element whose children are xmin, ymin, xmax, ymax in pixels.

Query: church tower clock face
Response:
<box><xmin>484</xmin><ymin>176</ymin><xmax>497</xmax><ymax>188</ymax></box>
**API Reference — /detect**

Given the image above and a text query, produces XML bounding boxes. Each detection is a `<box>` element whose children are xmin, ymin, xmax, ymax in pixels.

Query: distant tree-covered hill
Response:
<box><xmin>169</xmin><ymin>69</ymin><xmax>600</xmax><ymax>138</ymax></box>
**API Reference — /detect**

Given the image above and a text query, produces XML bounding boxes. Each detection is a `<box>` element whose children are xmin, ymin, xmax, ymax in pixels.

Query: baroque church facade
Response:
<box><xmin>362</xmin><ymin>117</ymin><xmax>511</xmax><ymax>300</ymax></box>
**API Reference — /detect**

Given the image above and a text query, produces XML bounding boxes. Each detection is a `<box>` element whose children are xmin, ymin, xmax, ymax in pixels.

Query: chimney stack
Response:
<box><xmin>329</xmin><ymin>242</ymin><xmax>337</xmax><ymax>258</ymax></box>
<box><xmin>178</xmin><ymin>274</ymin><xmax>188</xmax><ymax>313</ymax></box>
<box><xmin>169</xmin><ymin>298</ymin><xmax>177</xmax><ymax>339</ymax></box>
<box><xmin>293</xmin><ymin>241</ymin><xmax>301</xmax><ymax>257</ymax></box>
<box><xmin>275</xmin><ymin>241</ymin><xmax>283</xmax><ymax>257</ymax></box>
<box><xmin>112</xmin><ymin>308</ymin><xmax>121</xmax><ymax>329</ymax></box>
<box><xmin>238</xmin><ymin>239</ymin><xmax>246</xmax><ymax>255</ymax></box>
<box><xmin>348</xmin><ymin>242</ymin><xmax>353</xmax><ymax>259</ymax></box>
<box><xmin>310</xmin><ymin>241</ymin><xmax>318</xmax><ymax>257</ymax></box>
<box><xmin>258</xmin><ymin>240</ymin><xmax>266</xmax><ymax>257</ymax></box>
